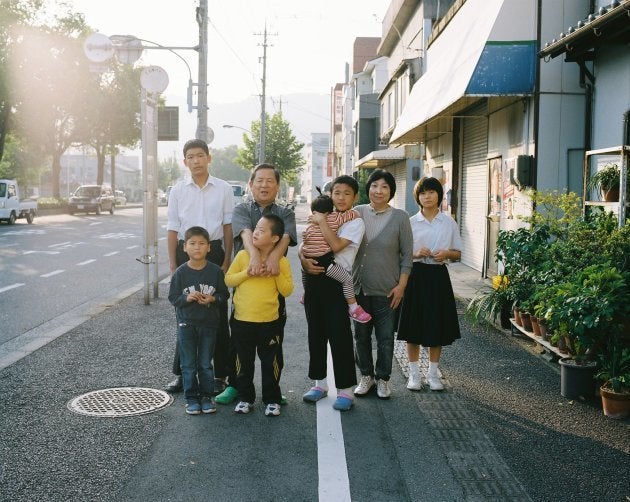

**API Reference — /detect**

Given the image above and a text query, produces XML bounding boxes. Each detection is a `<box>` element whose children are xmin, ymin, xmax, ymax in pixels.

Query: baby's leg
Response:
<box><xmin>325</xmin><ymin>263</ymin><xmax>356</xmax><ymax>304</ymax></box>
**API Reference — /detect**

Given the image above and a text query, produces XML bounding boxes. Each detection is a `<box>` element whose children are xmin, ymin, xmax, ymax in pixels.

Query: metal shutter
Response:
<box><xmin>460</xmin><ymin>103</ymin><xmax>488</xmax><ymax>272</ymax></box>
<box><xmin>391</xmin><ymin>163</ymin><xmax>408</xmax><ymax>211</ymax></box>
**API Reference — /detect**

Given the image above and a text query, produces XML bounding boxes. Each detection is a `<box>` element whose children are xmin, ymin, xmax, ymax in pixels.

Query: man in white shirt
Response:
<box><xmin>164</xmin><ymin>139</ymin><xmax>234</xmax><ymax>393</ymax></box>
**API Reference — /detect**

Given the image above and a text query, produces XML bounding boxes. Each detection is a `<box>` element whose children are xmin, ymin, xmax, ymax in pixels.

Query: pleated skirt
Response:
<box><xmin>397</xmin><ymin>262</ymin><xmax>461</xmax><ymax>346</ymax></box>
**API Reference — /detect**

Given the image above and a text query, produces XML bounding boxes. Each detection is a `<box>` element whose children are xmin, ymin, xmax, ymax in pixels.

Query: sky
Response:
<box><xmin>68</xmin><ymin>0</ymin><xmax>388</xmax><ymax>153</ymax></box>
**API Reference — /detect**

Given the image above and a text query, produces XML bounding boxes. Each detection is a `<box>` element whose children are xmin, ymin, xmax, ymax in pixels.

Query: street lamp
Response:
<box><xmin>222</xmin><ymin>124</ymin><xmax>261</xmax><ymax>164</ymax></box>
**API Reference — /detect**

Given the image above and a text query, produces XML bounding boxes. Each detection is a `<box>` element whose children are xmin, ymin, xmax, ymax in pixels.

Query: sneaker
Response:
<box><xmin>215</xmin><ymin>385</ymin><xmax>239</xmax><ymax>404</ymax></box>
<box><xmin>406</xmin><ymin>373</ymin><xmax>423</xmax><ymax>391</ymax></box>
<box><xmin>332</xmin><ymin>393</ymin><xmax>354</xmax><ymax>411</ymax></box>
<box><xmin>349</xmin><ymin>305</ymin><xmax>372</xmax><ymax>323</ymax></box>
<box><xmin>303</xmin><ymin>386</ymin><xmax>328</xmax><ymax>403</ymax></box>
<box><xmin>427</xmin><ymin>373</ymin><xmax>445</xmax><ymax>391</ymax></box>
<box><xmin>376</xmin><ymin>379</ymin><xmax>391</xmax><ymax>399</ymax></box>
<box><xmin>213</xmin><ymin>378</ymin><xmax>227</xmax><ymax>394</ymax></box>
<box><xmin>185</xmin><ymin>401</ymin><xmax>201</xmax><ymax>415</ymax></box>
<box><xmin>264</xmin><ymin>403</ymin><xmax>281</xmax><ymax>417</ymax></box>
<box><xmin>164</xmin><ymin>376</ymin><xmax>183</xmax><ymax>393</ymax></box>
<box><xmin>354</xmin><ymin>375</ymin><xmax>375</xmax><ymax>396</ymax></box>
<box><xmin>234</xmin><ymin>401</ymin><xmax>254</xmax><ymax>414</ymax></box>
<box><xmin>200</xmin><ymin>397</ymin><xmax>217</xmax><ymax>414</ymax></box>
<box><xmin>281</xmin><ymin>394</ymin><xmax>288</xmax><ymax>406</ymax></box>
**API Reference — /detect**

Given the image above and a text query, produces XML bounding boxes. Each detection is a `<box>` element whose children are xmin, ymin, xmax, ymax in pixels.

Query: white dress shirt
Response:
<box><xmin>410</xmin><ymin>211</ymin><xmax>462</xmax><ymax>264</ymax></box>
<box><xmin>166</xmin><ymin>175</ymin><xmax>234</xmax><ymax>241</ymax></box>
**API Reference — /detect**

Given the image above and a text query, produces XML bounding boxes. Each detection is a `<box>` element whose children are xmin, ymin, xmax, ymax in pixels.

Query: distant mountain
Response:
<box><xmin>157</xmin><ymin>92</ymin><xmax>331</xmax><ymax>158</ymax></box>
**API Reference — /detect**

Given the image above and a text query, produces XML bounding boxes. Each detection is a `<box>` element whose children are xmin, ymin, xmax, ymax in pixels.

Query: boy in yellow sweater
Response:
<box><xmin>225</xmin><ymin>214</ymin><xmax>294</xmax><ymax>416</ymax></box>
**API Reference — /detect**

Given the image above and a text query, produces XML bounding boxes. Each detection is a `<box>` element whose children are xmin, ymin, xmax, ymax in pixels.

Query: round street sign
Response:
<box><xmin>83</xmin><ymin>33</ymin><xmax>114</xmax><ymax>63</ymax></box>
<box><xmin>140</xmin><ymin>66</ymin><xmax>169</xmax><ymax>93</ymax></box>
<box><xmin>111</xmin><ymin>35</ymin><xmax>143</xmax><ymax>64</ymax></box>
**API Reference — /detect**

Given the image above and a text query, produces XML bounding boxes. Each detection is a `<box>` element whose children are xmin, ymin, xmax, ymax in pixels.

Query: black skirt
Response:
<box><xmin>397</xmin><ymin>262</ymin><xmax>461</xmax><ymax>346</ymax></box>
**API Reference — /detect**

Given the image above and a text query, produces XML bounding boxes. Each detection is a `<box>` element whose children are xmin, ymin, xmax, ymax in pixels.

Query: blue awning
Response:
<box><xmin>391</xmin><ymin>0</ymin><xmax>536</xmax><ymax>145</ymax></box>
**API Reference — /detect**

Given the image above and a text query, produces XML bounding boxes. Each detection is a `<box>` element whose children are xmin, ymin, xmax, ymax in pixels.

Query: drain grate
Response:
<box><xmin>67</xmin><ymin>387</ymin><xmax>173</xmax><ymax>417</ymax></box>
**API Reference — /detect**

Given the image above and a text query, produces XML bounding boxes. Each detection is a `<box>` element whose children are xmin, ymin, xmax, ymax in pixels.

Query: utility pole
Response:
<box><xmin>196</xmin><ymin>0</ymin><xmax>209</xmax><ymax>142</ymax></box>
<box><xmin>255</xmin><ymin>25</ymin><xmax>275</xmax><ymax>164</ymax></box>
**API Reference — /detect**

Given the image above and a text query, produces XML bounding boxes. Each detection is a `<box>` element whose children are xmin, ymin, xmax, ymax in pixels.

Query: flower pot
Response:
<box><xmin>500</xmin><ymin>304</ymin><xmax>512</xmax><ymax>329</ymax></box>
<box><xmin>559</xmin><ymin>358</ymin><xmax>597</xmax><ymax>400</ymax></box>
<box><xmin>513</xmin><ymin>307</ymin><xmax>522</xmax><ymax>326</ymax></box>
<box><xmin>600</xmin><ymin>383</ymin><xmax>630</xmax><ymax>419</ymax></box>
<box><xmin>520</xmin><ymin>312</ymin><xmax>533</xmax><ymax>332</ymax></box>
<box><xmin>530</xmin><ymin>315</ymin><xmax>542</xmax><ymax>337</ymax></box>
<box><xmin>602</xmin><ymin>186</ymin><xmax>620</xmax><ymax>202</ymax></box>
<box><xmin>539</xmin><ymin>320</ymin><xmax>549</xmax><ymax>341</ymax></box>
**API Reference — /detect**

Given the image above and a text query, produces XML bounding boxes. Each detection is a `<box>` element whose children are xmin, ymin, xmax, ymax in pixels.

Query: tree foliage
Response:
<box><xmin>210</xmin><ymin>144</ymin><xmax>250</xmax><ymax>182</ymax></box>
<box><xmin>235</xmin><ymin>111</ymin><xmax>304</xmax><ymax>185</ymax></box>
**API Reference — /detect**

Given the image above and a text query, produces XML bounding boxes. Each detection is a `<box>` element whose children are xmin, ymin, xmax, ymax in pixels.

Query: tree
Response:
<box><xmin>76</xmin><ymin>62</ymin><xmax>142</xmax><ymax>186</ymax></box>
<box><xmin>158</xmin><ymin>155</ymin><xmax>182</xmax><ymax>189</ymax></box>
<box><xmin>8</xmin><ymin>11</ymin><xmax>92</xmax><ymax>197</ymax></box>
<box><xmin>210</xmin><ymin>145</ymin><xmax>250</xmax><ymax>182</ymax></box>
<box><xmin>235</xmin><ymin>111</ymin><xmax>304</xmax><ymax>185</ymax></box>
<box><xmin>0</xmin><ymin>0</ymin><xmax>44</xmax><ymax>162</ymax></box>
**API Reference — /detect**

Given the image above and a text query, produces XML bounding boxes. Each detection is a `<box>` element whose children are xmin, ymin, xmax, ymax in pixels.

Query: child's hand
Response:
<box><xmin>199</xmin><ymin>293</ymin><xmax>215</xmax><ymax>305</ymax></box>
<box><xmin>310</xmin><ymin>211</ymin><xmax>326</xmax><ymax>224</ymax></box>
<box><xmin>413</xmin><ymin>246</ymin><xmax>432</xmax><ymax>259</ymax></box>
<box><xmin>186</xmin><ymin>292</ymin><xmax>202</xmax><ymax>303</ymax></box>
<box><xmin>432</xmin><ymin>249</ymin><xmax>448</xmax><ymax>263</ymax></box>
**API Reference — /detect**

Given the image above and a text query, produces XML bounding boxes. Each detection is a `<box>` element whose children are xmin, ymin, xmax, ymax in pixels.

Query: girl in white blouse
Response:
<box><xmin>397</xmin><ymin>177</ymin><xmax>462</xmax><ymax>391</ymax></box>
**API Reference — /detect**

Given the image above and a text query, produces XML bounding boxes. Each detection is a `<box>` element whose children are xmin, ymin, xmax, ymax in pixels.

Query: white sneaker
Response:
<box><xmin>234</xmin><ymin>401</ymin><xmax>253</xmax><ymax>414</ymax></box>
<box><xmin>354</xmin><ymin>375</ymin><xmax>374</xmax><ymax>396</ymax></box>
<box><xmin>427</xmin><ymin>373</ymin><xmax>444</xmax><ymax>391</ymax></box>
<box><xmin>406</xmin><ymin>373</ymin><xmax>423</xmax><ymax>391</ymax></box>
<box><xmin>264</xmin><ymin>403</ymin><xmax>281</xmax><ymax>417</ymax></box>
<box><xmin>376</xmin><ymin>379</ymin><xmax>391</xmax><ymax>399</ymax></box>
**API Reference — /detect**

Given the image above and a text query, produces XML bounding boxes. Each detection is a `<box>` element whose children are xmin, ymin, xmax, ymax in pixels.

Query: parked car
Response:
<box><xmin>165</xmin><ymin>185</ymin><xmax>173</xmax><ymax>205</ymax></box>
<box><xmin>114</xmin><ymin>190</ymin><xmax>127</xmax><ymax>206</ymax></box>
<box><xmin>157</xmin><ymin>189</ymin><xmax>167</xmax><ymax>206</ymax></box>
<box><xmin>68</xmin><ymin>185</ymin><xmax>115</xmax><ymax>215</ymax></box>
<box><xmin>230</xmin><ymin>183</ymin><xmax>246</xmax><ymax>206</ymax></box>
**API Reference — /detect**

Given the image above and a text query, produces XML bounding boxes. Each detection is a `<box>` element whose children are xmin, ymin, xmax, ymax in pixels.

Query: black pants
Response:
<box><xmin>231</xmin><ymin>318</ymin><xmax>283</xmax><ymax>405</ymax></box>
<box><xmin>171</xmin><ymin>240</ymin><xmax>232</xmax><ymax>381</ymax></box>
<box><xmin>304</xmin><ymin>272</ymin><xmax>357</xmax><ymax>390</ymax></box>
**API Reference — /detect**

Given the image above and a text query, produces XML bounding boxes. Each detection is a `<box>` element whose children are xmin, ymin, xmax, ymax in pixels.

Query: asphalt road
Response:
<box><xmin>0</xmin><ymin>205</ymin><xmax>628</xmax><ymax>501</ymax></box>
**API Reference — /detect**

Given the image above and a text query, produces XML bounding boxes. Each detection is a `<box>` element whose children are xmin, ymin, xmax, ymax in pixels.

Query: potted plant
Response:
<box><xmin>543</xmin><ymin>263</ymin><xmax>629</xmax><ymax>399</ymax></box>
<box><xmin>587</xmin><ymin>163</ymin><xmax>627</xmax><ymax>202</ymax></box>
<box><xmin>597</xmin><ymin>338</ymin><xmax>630</xmax><ymax>419</ymax></box>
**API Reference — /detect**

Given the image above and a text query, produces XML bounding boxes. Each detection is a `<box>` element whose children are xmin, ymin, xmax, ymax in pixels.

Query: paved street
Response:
<box><xmin>0</xmin><ymin>205</ymin><xmax>628</xmax><ymax>501</ymax></box>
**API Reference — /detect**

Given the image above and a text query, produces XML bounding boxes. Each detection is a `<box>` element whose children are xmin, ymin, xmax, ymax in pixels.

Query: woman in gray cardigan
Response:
<box><xmin>352</xmin><ymin>169</ymin><xmax>413</xmax><ymax>399</ymax></box>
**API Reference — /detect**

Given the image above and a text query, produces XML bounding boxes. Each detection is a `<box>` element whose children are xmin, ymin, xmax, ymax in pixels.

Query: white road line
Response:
<box><xmin>77</xmin><ymin>259</ymin><xmax>96</xmax><ymax>266</ymax></box>
<box><xmin>103</xmin><ymin>251</ymin><xmax>120</xmax><ymax>257</ymax></box>
<box><xmin>317</xmin><ymin>346</ymin><xmax>351</xmax><ymax>502</ymax></box>
<box><xmin>49</xmin><ymin>241</ymin><xmax>71</xmax><ymax>248</ymax></box>
<box><xmin>126</xmin><ymin>245</ymin><xmax>140</xmax><ymax>250</ymax></box>
<box><xmin>41</xmin><ymin>270</ymin><xmax>65</xmax><ymax>278</ymax></box>
<box><xmin>0</xmin><ymin>283</ymin><xmax>25</xmax><ymax>293</ymax></box>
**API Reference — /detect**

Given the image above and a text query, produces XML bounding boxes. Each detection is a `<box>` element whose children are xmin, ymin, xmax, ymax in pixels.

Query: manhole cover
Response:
<box><xmin>67</xmin><ymin>387</ymin><xmax>173</xmax><ymax>417</ymax></box>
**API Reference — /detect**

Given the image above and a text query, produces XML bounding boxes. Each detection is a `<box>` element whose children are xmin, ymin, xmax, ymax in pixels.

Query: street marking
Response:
<box><xmin>77</xmin><ymin>259</ymin><xmax>96</xmax><ymax>266</ymax></box>
<box><xmin>23</xmin><ymin>250</ymin><xmax>61</xmax><ymax>255</ymax></box>
<box><xmin>0</xmin><ymin>283</ymin><xmax>25</xmax><ymax>293</ymax></box>
<box><xmin>317</xmin><ymin>346</ymin><xmax>351</xmax><ymax>502</ymax></box>
<box><xmin>126</xmin><ymin>245</ymin><xmax>140</xmax><ymax>250</ymax></box>
<box><xmin>41</xmin><ymin>270</ymin><xmax>65</xmax><ymax>278</ymax></box>
<box><xmin>49</xmin><ymin>241</ymin><xmax>72</xmax><ymax>248</ymax></box>
<box><xmin>103</xmin><ymin>251</ymin><xmax>120</xmax><ymax>257</ymax></box>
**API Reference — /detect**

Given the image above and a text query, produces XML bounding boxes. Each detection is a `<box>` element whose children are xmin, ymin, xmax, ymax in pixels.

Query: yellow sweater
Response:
<box><xmin>225</xmin><ymin>250</ymin><xmax>294</xmax><ymax>322</ymax></box>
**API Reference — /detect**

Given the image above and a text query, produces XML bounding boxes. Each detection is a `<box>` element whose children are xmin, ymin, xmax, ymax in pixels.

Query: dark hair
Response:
<box><xmin>311</xmin><ymin>186</ymin><xmax>334</xmax><ymax>213</ymax></box>
<box><xmin>261</xmin><ymin>213</ymin><xmax>285</xmax><ymax>238</ymax></box>
<box><xmin>250</xmin><ymin>163</ymin><xmax>280</xmax><ymax>183</ymax></box>
<box><xmin>184</xmin><ymin>225</ymin><xmax>210</xmax><ymax>243</ymax></box>
<box><xmin>365</xmin><ymin>168</ymin><xmax>396</xmax><ymax>201</ymax></box>
<box><xmin>414</xmin><ymin>176</ymin><xmax>444</xmax><ymax>207</ymax></box>
<box><xmin>331</xmin><ymin>175</ymin><xmax>359</xmax><ymax>195</ymax></box>
<box><xmin>183</xmin><ymin>139</ymin><xmax>209</xmax><ymax>156</ymax></box>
